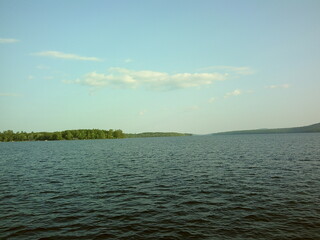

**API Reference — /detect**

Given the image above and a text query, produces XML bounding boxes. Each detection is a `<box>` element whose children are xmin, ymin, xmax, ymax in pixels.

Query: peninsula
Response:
<box><xmin>0</xmin><ymin>129</ymin><xmax>192</xmax><ymax>142</ymax></box>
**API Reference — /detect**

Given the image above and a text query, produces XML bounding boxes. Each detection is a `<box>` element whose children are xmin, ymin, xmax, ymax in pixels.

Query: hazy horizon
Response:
<box><xmin>1</xmin><ymin>0</ymin><xmax>320</xmax><ymax>134</ymax></box>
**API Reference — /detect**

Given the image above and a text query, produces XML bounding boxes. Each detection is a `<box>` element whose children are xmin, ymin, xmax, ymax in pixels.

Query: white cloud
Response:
<box><xmin>33</xmin><ymin>51</ymin><xmax>102</xmax><ymax>61</ymax></box>
<box><xmin>0</xmin><ymin>92</ymin><xmax>21</xmax><ymax>97</ymax></box>
<box><xmin>224</xmin><ymin>89</ymin><xmax>254</xmax><ymax>98</ymax></box>
<box><xmin>0</xmin><ymin>38</ymin><xmax>19</xmax><ymax>43</ymax></box>
<box><xmin>225</xmin><ymin>89</ymin><xmax>242</xmax><ymax>98</ymax></box>
<box><xmin>266</xmin><ymin>84</ymin><xmax>290</xmax><ymax>89</ymax></box>
<box><xmin>66</xmin><ymin>67</ymin><xmax>228</xmax><ymax>90</ymax></box>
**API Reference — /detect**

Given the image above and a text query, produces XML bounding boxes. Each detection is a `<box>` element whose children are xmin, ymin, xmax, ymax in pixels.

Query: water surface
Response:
<box><xmin>1</xmin><ymin>134</ymin><xmax>319</xmax><ymax>239</ymax></box>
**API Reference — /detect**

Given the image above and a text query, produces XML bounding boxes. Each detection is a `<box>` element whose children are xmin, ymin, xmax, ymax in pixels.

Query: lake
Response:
<box><xmin>0</xmin><ymin>133</ymin><xmax>319</xmax><ymax>239</ymax></box>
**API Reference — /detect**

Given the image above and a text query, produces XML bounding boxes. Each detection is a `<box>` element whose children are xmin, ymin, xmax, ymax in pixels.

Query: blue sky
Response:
<box><xmin>1</xmin><ymin>0</ymin><xmax>319</xmax><ymax>134</ymax></box>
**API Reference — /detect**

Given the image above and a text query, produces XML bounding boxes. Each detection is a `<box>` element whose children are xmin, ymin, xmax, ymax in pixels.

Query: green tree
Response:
<box><xmin>28</xmin><ymin>132</ymin><xmax>34</xmax><ymax>141</ymax></box>
<box><xmin>51</xmin><ymin>132</ymin><xmax>63</xmax><ymax>140</ymax></box>
<box><xmin>65</xmin><ymin>131</ymin><xmax>73</xmax><ymax>140</ymax></box>
<box><xmin>107</xmin><ymin>129</ymin><xmax>114</xmax><ymax>138</ymax></box>
<box><xmin>113</xmin><ymin>129</ymin><xmax>124</xmax><ymax>138</ymax></box>
<box><xmin>3</xmin><ymin>130</ymin><xmax>14</xmax><ymax>142</ymax></box>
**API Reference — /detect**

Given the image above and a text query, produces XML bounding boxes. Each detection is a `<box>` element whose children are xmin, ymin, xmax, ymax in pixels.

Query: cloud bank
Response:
<box><xmin>33</xmin><ymin>51</ymin><xmax>102</xmax><ymax>61</ymax></box>
<box><xmin>0</xmin><ymin>38</ymin><xmax>19</xmax><ymax>43</ymax></box>
<box><xmin>66</xmin><ymin>67</ymin><xmax>229</xmax><ymax>90</ymax></box>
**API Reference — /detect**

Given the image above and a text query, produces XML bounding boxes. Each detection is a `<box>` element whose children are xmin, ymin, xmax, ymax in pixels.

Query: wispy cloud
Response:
<box><xmin>139</xmin><ymin>110</ymin><xmax>146</xmax><ymax>116</ymax></box>
<box><xmin>124</xmin><ymin>58</ymin><xmax>133</xmax><ymax>63</ymax></box>
<box><xmin>65</xmin><ymin>67</ymin><xmax>229</xmax><ymax>90</ymax></box>
<box><xmin>208</xmin><ymin>97</ymin><xmax>216</xmax><ymax>103</ymax></box>
<box><xmin>265</xmin><ymin>84</ymin><xmax>290</xmax><ymax>89</ymax></box>
<box><xmin>200</xmin><ymin>66</ymin><xmax>254</xmax><ymax>76</ymax></box>
<box><xmin>33</xmin><ymin>51</ymin><xmax>102</xmax><ymax>61</ymax></box>
<box><xmin>224</xmin><ymin>89</ymin><xmax>254</xmax><ymax>98</ymax></box>
<box><xmin>224</xmin><ymin>89</ymin><xmax>242</xmax><ymax>98</ymax></box>
<box><xmin>185</xmin><ymin>105</ymin><xmax>200</xmax><ymax>112</ymax></box>
<box><xmin>0</xmin><ymin>38</ymin><xmax>19</xmax><ymax>43</ymax></box>
<box><xmin>0</xmin><ymin>92</ymin><xmax>21</xmax><ymax>97</ymax></box>
<box><xmin>36</xmin><ymin>65</ymin><xmax>50</xmax><ymax>70</ymax></box>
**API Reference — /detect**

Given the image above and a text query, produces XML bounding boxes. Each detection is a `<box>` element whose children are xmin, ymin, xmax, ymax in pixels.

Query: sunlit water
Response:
<box><xmin>1</xmin><ymin>134</ymin><xmax>319</xmax><ymax>240</ymax></box>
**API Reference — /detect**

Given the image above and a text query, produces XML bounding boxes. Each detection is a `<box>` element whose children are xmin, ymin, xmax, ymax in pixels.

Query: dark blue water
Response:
<box><xmin>1</xmin><ymin>134</ymin><xmax>320</xmax><ymax>239</ymax></box>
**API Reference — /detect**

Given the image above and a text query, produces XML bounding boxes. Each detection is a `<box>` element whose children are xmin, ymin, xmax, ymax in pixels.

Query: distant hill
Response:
<box><xmin>125</xmin><ymin>132</ymin><xmax>192</xmax><ymax>138</ymax></box>
<box><xmin>214</xmin><ymin>122</ymin><xmax>320</xmax><ymax>135</ymax></box>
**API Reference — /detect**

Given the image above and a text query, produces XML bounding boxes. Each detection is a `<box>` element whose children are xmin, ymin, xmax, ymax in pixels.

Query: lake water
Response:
<box><xmin>0</xmin><ymin>133</ymin><xmax>319</xmax><ymax>240</ymax></box>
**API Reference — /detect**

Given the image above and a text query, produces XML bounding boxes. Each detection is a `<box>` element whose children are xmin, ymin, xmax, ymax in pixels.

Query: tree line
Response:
<box><xmin>0</xmin><ymin>129</ymin><xmax>124</xmax><ymax>142</ymax></box>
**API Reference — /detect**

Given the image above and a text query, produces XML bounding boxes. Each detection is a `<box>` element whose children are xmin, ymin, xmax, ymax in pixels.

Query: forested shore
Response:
<box><xmin>0</xmin><ymin>129</ymin><xmax>192</xmax><ymax>142</ymax></box>
<box><xmin>0</xmin><ymin>129</ymin><xmax>124</xmax><ymax>142</ymax></box>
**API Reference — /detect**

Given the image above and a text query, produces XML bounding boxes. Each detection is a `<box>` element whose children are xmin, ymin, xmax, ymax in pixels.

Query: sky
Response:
<box><xmin>1</xmin><ymin>0</ymin><xmax>320</xmax><ymax>134</ymax></box>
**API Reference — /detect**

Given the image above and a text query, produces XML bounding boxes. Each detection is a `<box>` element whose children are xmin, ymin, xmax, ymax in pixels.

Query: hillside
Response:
<box><xmin>214</xmin><ymin>122</ymin><xmax>320</xmax><ymax>135</ymax></box>
<box><xmin>125</xmin><ymin>132</ymin><xmax>192</xmax><ymax>138</ymax></box>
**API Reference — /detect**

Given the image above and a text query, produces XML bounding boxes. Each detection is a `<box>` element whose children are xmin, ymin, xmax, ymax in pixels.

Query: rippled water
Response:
<box><xmin>1</xmin><ymin>133</ymin><xmax>320</xmax><ymax>239</ymax></box>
